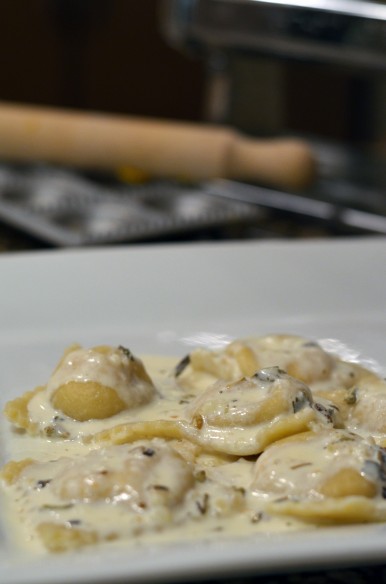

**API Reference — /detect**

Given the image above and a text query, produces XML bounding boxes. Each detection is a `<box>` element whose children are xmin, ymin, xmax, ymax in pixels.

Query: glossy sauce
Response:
<box><xmin>2</xmin><ymin>340</ymin><xmax>386</xmax><ymax>554</ymax></box>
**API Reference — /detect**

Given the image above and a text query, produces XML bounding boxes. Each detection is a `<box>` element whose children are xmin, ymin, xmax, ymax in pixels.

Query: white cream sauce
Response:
<box><xmin>2</xmin><ymin>339</ymin><xmax>386</xmax><ymax>554</ymax></box>
<box><xmin>1</xmin><ymin>439</ymin><xmax>309</xmax><ymax>554</ymax></box>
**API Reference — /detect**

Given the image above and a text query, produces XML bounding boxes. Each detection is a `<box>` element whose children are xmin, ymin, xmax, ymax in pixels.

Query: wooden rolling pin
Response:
<box><xmin>0</xmin><ymin>102</ymin><xmax>316</xmax><ymax>190</ymax></box>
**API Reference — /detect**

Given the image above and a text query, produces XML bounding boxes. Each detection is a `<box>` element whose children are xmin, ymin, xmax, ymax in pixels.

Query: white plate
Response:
<box><xmin>1</xmin><ymin>236</ymin><xmax>386</xmax><ymax>584</ymax></box>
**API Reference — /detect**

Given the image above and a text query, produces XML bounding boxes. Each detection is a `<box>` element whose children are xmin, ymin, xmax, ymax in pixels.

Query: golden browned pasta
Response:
<box><xmin>4</xmin><ymin>386</ymin><xmax>44</xmax><ymax>434</ymax></box>
<box><xmin>252</xmin><ymin>429</ymin><xmax>386</xmax><ymax>523</ymax></box>
<box><xmin>176</xmin><ymin>367</ymin><xmax>339</xmax><ymax>456</ymax></box>
<box><xmin>36</xmin><ymin>523</ymin><xmax>100</xmax><ymax>552</ymax></box>
<box><xmin>176</xmin><ymin>334</ymin><xmax>341</xmax><ymax>387</ymax></box>
<box><xmin>50</xmin><ymin>345</ymin><xmax>155</xmax><ymax>420</ymax></box>
<box><xmin>89</xmin><ymin>419</ymin><xmax>187</xmax><ymax>446</ymax></box>
<box><xmin>4</xmin><ymin>344</ymin><xmax>156</xmax><ymax>439</ymax></box>
<box><xmin>0</xmin><ymin>459</ymin><xmax>35</xmax><ymax>485</ymax></box>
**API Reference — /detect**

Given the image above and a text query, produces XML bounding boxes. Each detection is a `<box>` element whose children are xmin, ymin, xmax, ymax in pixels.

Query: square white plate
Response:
<box><xmin>1</xmin><ymin>236</ymin><xmax>386</xmax><ymax>584</ymax></box>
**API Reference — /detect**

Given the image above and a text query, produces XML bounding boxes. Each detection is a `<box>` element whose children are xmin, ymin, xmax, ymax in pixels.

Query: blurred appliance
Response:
<box><xmin>160</xmin><ymin>0</ymin><xmax>386</xmax><ymax>69</ymax></box>
<box><xmin>159</xmin><ymin>0</ymin><xmax>386</xmax><ymax>232</ymax></box>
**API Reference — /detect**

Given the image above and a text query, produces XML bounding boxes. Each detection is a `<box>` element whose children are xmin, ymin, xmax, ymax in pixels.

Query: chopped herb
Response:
<box><xmin>273</xmin><ymin>496</ymin><xmax>289</xmax><ymax>503</ymax></box>
<box><xmin>326</xmin><ymin>435</ymin><xmax>355</xmax><ymax>447</ymax></box>
<box><xmin>174</xmin><ymin>354</ymin><xmax>190</xmax><ymax>377</ymax></box>
<box><xmin>313</xmin><ymin>401</ymin><xmax>336</xmax><ymax>423</ymax></box>
<box><xmin>290</xmin><ymin>462</ymin><xmax>312</xmax><ymax>470</ymax></box>
<box><xmin>35</xmin><ymin>479</ymin><xmax>51</xmax><ymax>489</ymax></box>
<box><xmin>118</xmin><ymin>346</ymin><xmax>134</xmax><ymax>360</ymax></box>
<box><xmin>378</xmin><ymin>448</ymin><xmax>386</xmax><ymax>481</ymax></box>
<box><xmin>67</xmin><ymin>519</ymin><xmax>82</xmax><ymax>526</ymax></box>
<box><xmin>292</xmin><ymin>392</ymin><xmax>309</xmax><ymax>413</ymax></box>
<box><xmin>142</xmin><ymin>448</ymin><xmax>155</xmax><ymax>457</ymax></box>
<box><xmin>344</xmin><ymin>387</ymin><xmax>358</xmax><ymax>405</ymax></box>
<box><xmin>194</xmin><ymin>470</ymin><xmax>207</xmax><ymax>483</ymax></box>
<box><xmin>149</xmin><ymin>485</ymin><xmax>169</xmax><ymax>492</ymax></box>
<box><xmin>41</xmin><ymin>503</ymin><xmax>74</xmax><ymax>511</ymax></box>
<box><xmin>233</xmin><ymin>486</ymin><xmax>246</xmax><ymax>497</ymax></box>
<box><xmin>44</xmin><ymin>425</ymin><xmax>70</xmax><ymax>439</ymax></box>
<box><xmin>193</xmin><ymin>414</ymin><xmax>204</xmax><ymax>430</ymax></box>
<box><xmin>251</xmin><ymin>511</ymin><xmax>264</xmax><ymax>524</ymax></box>
<box><xmin>254</xmin><ymin>367</ymin><xmax>284</xmax><ymax>383</ymax></box>
<box><xmin>196</xmin><ymin>493</ymin><xmax>209</xmax><ymax>515</ymax></box>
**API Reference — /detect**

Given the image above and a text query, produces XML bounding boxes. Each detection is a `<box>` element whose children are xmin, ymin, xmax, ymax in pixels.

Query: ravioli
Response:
<box><xmin>252</xmin><ymin>429</ymin><xmax>386</xmax><ymax>523</ymax></box>
<box><xmin>91</xmin><ymin>366</ymin><xmax>341</xmax><ymax>456</ymax></box>
<box><xmin>1</xmin><ymin>438</ymin><xmax>248</xmax><ymax>552</ymax></box>
<box><xmin>2</xmin><ymin>333</ymin><xmax>386</xmax><ymax>554</ymax></box>
<box><xmin>1</xmin><ymin>439</ymin><xmax>195</xmax><ymax>551</ymax></box>
<box><xmin>176</xmin><ymin>333</ymin><xmax>379</xmax><ymax>431</ymax></box>
<box><xmin>342</xmin><ymin>374</ymin><xmax>386</xmax><ymax>444</ymax></box>
<box><xmin>176</xmin><ymin>334</ymin><xmax>337</xmax><ymax>386</ymax></box>
<box><xmin>4</xmin><ymin>345</ymin><xmax>155</xmax><ymax>439</ymax></box>
<box><xmin>177</xmin><ymin>367</ymin><xmax>341</xmax><ymax>456</ymax></box>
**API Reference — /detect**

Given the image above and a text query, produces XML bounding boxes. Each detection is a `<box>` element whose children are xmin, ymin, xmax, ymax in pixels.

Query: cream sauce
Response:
<box><xmin>2</xmin><ymin>338</ymin><xmax>386</xmax><ymax>554</ymax></box>
<box><xmin>1</xmin><ymin>438</ymin><xmax>309</xmax><ymax>554</ymax></box>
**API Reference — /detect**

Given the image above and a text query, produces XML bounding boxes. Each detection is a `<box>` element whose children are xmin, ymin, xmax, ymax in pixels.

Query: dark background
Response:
<box><xmin>0</xmin><ymin>0</ymin><xmax>206</xmax><ymax>120</ymax></box>
<box><xmin>0</xmin><ymin>0</ymin><xmax>380</xmax><ymax>146</ymax></box>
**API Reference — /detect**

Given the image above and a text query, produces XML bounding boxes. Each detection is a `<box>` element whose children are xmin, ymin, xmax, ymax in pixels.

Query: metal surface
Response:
<box><xmin>0</xmin><ymin>162</ymin><xmax>384</xmax><ymax>250</ymax></box>
<box><xmin>160</xmin><ymin>0</ymin><xmax>386</xmax><ymax>69</ymax></box>
<box><xmin>207</xmin><ymin>178</ymin><xmax>386</xmax><ymax>234</ymax></box>
<box><xmin>0</xmin><ymin>165</ymin><xmax>262</xmax><ymax>246</ymax></box>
